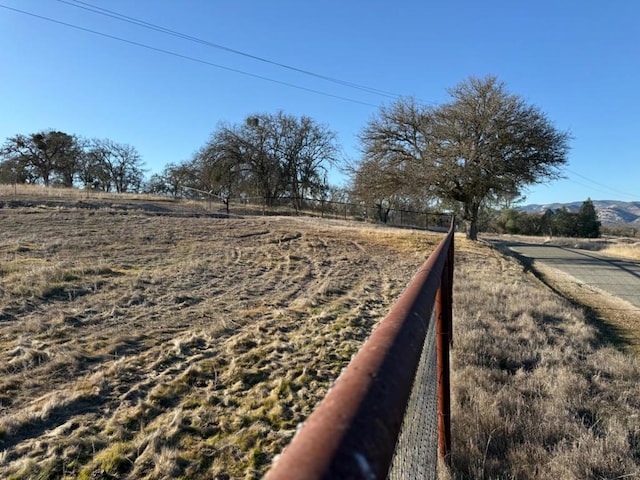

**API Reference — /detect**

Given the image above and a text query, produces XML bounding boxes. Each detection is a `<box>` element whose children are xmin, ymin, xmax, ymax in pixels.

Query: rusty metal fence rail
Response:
<box><xmin>264</xmin><ymin>223</ymin><xmax>455</xmax><ymax>480</ymax></box>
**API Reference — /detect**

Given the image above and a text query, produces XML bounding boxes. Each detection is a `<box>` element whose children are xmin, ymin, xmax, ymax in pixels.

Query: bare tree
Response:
<box><xmin>0</xmin><ymin>131</ymin><xmax>82</xmax><ymax>187</ymax></box>
<box><xmin>77</xmin><ymin>139</ymin><xmax>111</xmax><ymax>190</ymax></box>
<box><xmin>162</xmin><ymin>162</ymin><xmax>200</xmax><ymax>197</ymax></box>
<box><xmin>86</xmin><ymin>139</ymin><xmax>145</xmax><ymax>193</ymax></box>
<box><xmin>277</xmin><ymin>113</ymin><xmax>338</xmax><ymax>209</ymax></box>
<box><xmin>195</xmin><ymin>112</ymin><xmax>339</xmax><ymax>206</ymax></box>
<box><xmin>357</xmin><ymin>76</ymin><xmax>570</xmax><ymax>239</ymax></box>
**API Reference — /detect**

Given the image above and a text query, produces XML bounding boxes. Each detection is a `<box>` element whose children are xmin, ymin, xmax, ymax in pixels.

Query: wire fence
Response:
<box><xmin>181</xmin><ymin>189</ymin><xmax>452</xmax><ymax>231</ymax></box>
<box><xmin>387</xmin><ymin>307</ymin><xmax>439</xmax><ymax>479</ymax></box>
<box><xmin>264</xmin><ymin>221</ymin><xmax>454</xmax><ymax>479</ymax></box>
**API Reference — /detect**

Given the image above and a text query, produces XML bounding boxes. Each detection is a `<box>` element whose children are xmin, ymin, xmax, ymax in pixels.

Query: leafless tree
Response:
<box><xmin>357</xmin><ymin>76</ymin><xmax>570</xmax><ymax>239</ymax></box>
<box><xmin>85</xmin><ymin>139</ymin><xmax>145</xmax><ymax>193</ymax></box>
<box><xmin>0</xmin><ymin>130</ymin><xmax>82</xmax><ymax>187</ymax></box>
<box><xmin>195</xmin><ymin>112</ymin><xmax>339</xmax><ymax>207</ymax></box>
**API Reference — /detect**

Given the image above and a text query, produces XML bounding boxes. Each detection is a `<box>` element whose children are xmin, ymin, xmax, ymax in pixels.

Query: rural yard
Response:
<box><xmin>2</xmin><ymin>199</ymin><xmax>640</xmax><ymax>479</ymax></box>
<box><xmin>0</xmin><ymin>204</ymin><xmax>441</xmax><ymax>479</ymax></box>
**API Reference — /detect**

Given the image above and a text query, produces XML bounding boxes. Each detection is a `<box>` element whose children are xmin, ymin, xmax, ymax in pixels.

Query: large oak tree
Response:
<box><xmin>0</xmin><ymin>130</ymin><xmax>82</xmax><ymax>187</ymax></box>
<box><xmin>357</xmin><ymin>76</ymin><xmax>570</xmax><ymax>239</ymax></box>
<box><xmin>193</xmin><ymin>112</ymin><xmax>339</xmax><ymax>207</ymax></box>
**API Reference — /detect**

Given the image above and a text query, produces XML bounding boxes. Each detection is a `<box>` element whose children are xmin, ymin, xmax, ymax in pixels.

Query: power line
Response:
<box><xmin>566</xmin><ymin>168</ymin><xmax>637</xmax><ymax>200</ymax></box>
<box><xmin>562</xmin><ymin>177</ymin><xmax>630</xmax><ymax>200</ymax></box>
<box><xmin>55</xmin><ymin>0</ymin><xmax>402</xmax><ymax>100</ymax></box>
<box><xmin>0</xmin><ymin>4</ymin><xmax>380</xmax><ymax>108</ymax></box>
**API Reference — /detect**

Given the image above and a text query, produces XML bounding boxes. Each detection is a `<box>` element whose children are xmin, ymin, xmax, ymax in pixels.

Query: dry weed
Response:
<box><xmin>598</xmin><ymin>242</ymin><xmax>640</xmax><ymax>261</ymax></box>
<box><xmin>0</xmin><ymin>205</ymin><xmax>440</xmax><ymax>479</ymax></box>
<box><xmin>449</xmin><ymin>238</ymin><xmax>640</xmax><ymax>479</ymax></box>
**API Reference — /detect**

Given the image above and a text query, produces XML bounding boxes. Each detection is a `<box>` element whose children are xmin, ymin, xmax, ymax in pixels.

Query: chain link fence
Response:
<box><xmin>387</xmin><ymin>308</ymin><xmax>439</xmax><ymax>479</ymax></box>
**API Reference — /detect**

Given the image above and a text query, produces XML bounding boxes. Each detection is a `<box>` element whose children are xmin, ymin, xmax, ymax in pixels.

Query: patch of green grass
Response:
<box><xmin>78</xmin><ymin>442</ymin><xmax>133</xmax><ymax>480</ymax></box>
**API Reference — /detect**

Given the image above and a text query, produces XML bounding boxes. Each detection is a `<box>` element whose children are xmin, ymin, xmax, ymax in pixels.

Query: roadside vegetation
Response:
<box><xmin>450</xmin><ymin>239</ymin><xmax>640</xmax><ymax>479</ymax></box>
<box><xmin>495</xmin><ymin>198</ymin><xmax>601</xmax><ymax>238</ymax></box>
<box><xmin>598</xmin><ymin>241</ymin><xmax>640</xmax><ymax>261</ymax></box>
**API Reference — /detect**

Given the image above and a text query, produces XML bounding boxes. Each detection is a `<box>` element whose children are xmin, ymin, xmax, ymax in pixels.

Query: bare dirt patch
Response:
<box><xmin>0</xmin><ymin>206</ymin><xmax>441</xmax><ymax>479</ymax></box>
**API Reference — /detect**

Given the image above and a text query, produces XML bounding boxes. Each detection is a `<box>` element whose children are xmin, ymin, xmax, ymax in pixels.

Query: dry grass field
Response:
<box><xmin>451</xmin><ymin>240</ymin><xmax>640</xmax><ymax>479</ymax></box>
<box><xmin>2</xmin><ymin>189</ymin><xmax>640</xmax><ymax>479</ymax></box>
<box><xmin>0</xmin><ymin>201</ymin><xmax>440</xmax><ymax>479</ymax></box>
<box><xmin>599</xmin><ymin>242</ymin><xmax>640</xmax><ymax>261</ymax></box>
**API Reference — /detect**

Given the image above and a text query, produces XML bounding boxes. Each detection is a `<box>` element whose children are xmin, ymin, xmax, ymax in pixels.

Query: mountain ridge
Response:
<box><xmin>521</xmin><ymin>200</ymin><xmax>640</xmax><ymax>225</ymax></box>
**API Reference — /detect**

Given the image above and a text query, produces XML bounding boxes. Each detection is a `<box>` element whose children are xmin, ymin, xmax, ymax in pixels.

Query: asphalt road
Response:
<box><xmin>494</xmin><ymin>241</ymin><xmax>640</xmax><ymax>309</ymax></box>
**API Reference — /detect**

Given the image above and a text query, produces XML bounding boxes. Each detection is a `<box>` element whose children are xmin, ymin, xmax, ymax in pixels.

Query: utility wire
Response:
<box><xmin>561</xmin><ymin>178</ymin><xmax>633</xmax><ymax>200</ymax></box>
<box><xmin>55</xmin><ymin>0</ymin><xmax>402</xmax><ymax>100</ymax></box>
<box><xmin>0</xmin><ymin>4</ymin><xmax>381</xmax><ymax>108</ymax></box>
<box><xmin>566</xmin><ymin>168</ymin><xmax>637</xmax><ymax>200</ymax></box>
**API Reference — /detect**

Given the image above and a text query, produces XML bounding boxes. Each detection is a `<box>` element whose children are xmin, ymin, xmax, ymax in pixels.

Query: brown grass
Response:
<box><xmin>449</xmin><ymin>238</ymin><xmax>640</xmax><ymax>479</ymax></box>
<box><xmin>0</xmin><ymin>184</ymin><xmax>171</xmax><ymax>203</ymax></box>
<box><xmin>2</xmin><ymin>189</ymin><xmax>640</xmax><ymax>478</ymax></box>
<box><xmin>598</xmin><ymin>242</ymin><xmax>640</xmax><ymax>261</ymax></box>
<box><xmin>0</xmin><ymin>201</ymin><xmax>441</xmax><ymax>479</ymax></box>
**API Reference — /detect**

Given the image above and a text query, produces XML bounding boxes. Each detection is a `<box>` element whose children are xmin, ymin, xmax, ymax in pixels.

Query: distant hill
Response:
<box><xmin>521</xmin><ymin>200</ymin><xmax>640</xmax><ymax>225</ymax></box>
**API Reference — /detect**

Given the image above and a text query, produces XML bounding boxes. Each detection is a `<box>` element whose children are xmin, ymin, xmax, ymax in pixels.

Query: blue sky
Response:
<box><xmin>1</xmin><ymin>0</ymin><xmax>638</xmax><ymax>205</ymax></box>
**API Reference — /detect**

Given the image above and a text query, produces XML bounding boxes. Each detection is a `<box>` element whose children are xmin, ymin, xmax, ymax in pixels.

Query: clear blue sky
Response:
<box><xmin>1</xmin><ymin>0</ymin><xmax>638</xmax><ymax>205</ymax></box>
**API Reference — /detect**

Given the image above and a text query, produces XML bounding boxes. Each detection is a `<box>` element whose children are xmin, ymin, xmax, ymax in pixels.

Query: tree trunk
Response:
<box><xmin>467</xmin><ymin>217</ymin><xmax>478</xmax><ymax>240</ymax></box>
<box><xmin>63</xmin><ymin>173</ymin><xmax>74</xmax><ymax>188</ymax></box>
<box><xmin>465</xmin><ymin>201</ymin><xmax>480</xmax><ymax>240</ymax></box>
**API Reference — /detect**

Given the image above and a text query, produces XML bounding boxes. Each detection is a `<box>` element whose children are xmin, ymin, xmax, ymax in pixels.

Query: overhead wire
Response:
<box><xmin>0</xmin><ymin>3</ymin><xmax>381</xmax><ymax>108</ymax></box>
<box><xmin>565</xmin><ymin>168</ymin><xmax>637</xmax><ymax>200</ymax></box>
<box><xmin>561</xmin><ymin>177</ymin><xmax>635</xmax><ymax>201</ymax></box>
<box><xmin>55</xmin><ymin>0</ymin><xmax>403</xmax><ymax>100</ymax></box>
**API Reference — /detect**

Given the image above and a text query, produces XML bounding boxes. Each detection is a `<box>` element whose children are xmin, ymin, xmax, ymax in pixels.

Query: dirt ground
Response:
<box><xmin>0</xmin><ymin>205</ymin><xmax>442</xmax><ymax>479</ymax></box>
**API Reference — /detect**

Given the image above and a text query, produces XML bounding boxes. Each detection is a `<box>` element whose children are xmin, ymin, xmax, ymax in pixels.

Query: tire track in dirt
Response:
<box><xmin>0</xmin><ymin>211</ymin><xmax>442</xmax><ymax>479</ymax></box>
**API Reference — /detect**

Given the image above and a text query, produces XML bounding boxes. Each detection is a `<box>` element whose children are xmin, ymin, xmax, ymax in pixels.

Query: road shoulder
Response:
<box><xmin>488</xmin><ymin>239</ymin><xmax>640</xmax><ymax>354</ymax></box>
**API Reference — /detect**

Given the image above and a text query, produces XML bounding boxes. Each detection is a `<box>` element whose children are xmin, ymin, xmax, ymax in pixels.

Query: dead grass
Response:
<box><xmin>0</xmin><ymin>184</ymin><xmax>170</xmax><ymax>203</ymax></box>
<box><xmin>598</xmin><ymin>242</ymin><xmax>640</xmax><ymax>261</ymax></box>
<box><xmin>3</xmin><ymin>192</ymin><xmax>640</xmax><ymax>478</ymax></box>
<box><xmin>0</xmin><ymin>202</ymin><xmax>441</xmax><ymax>479</ymax></box>
<box><xmin>449</xmin><ymin>238</ymin><xmax>640</xmax><ymax>479</ymax></box>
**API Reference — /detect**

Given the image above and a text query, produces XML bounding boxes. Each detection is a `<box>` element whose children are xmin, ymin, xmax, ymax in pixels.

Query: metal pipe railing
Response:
<box><xmin>264</xmin><ymin>223</ymin><xmax>455</xmax><ymax>479</ymax></box>
<box><xmin>436</xmin><ymin>229</ymin><xmax>454</xmax><ymax>466</ymax></box>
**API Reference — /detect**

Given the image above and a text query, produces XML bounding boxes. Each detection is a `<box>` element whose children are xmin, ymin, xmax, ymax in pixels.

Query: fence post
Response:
<box><xmin>436</xmin><ymin>228</ymin><xmax>453</xmax><ymax>467</ymax></box>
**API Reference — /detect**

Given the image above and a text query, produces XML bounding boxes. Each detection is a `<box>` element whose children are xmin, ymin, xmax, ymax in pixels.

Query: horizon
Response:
<box><xmin>1</xmin><ymin>1</ymin><xmax>638</xmax><ymax>205</ymax></box>
<box><xmin>523</xmin><ymin>199</ymin><xmax>640</xmax><ymax>207</ymax></box>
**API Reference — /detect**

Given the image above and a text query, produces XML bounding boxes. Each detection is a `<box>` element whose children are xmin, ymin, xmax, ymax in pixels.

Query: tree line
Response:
<box><xmin>495</xmin><ymin>198</ymin><xmax>601</xmax><ymax>238</ymax></box>
<box><xmin>146</xmin><ymin>111</ymin><xmax>339</xmax><ymax>210</ymax></box>
<box><xmin>0</xmin><ymin>132</ymin><xmax>145</xmax><ymax>193</ymax></box>
<box><xmin>1</xmin><ymin>76</ymin><xmax>574</xmax><ymax>240</ymax></box>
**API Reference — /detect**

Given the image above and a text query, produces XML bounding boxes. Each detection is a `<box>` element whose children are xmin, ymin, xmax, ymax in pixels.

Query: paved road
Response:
<box><xmin>493</xmin><ymin>241</ymin><xmax>640</xmax><ymax>309</ymax></box>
